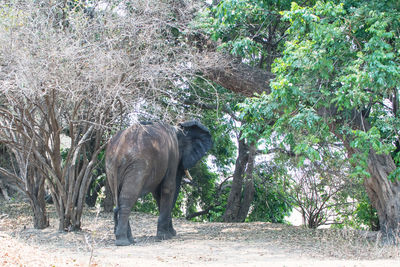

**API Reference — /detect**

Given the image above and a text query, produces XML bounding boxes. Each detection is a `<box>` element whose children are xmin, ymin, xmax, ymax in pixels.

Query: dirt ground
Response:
<box><xmin>1</xmin><ymin>201</ymin><xmax>399</xmax><ymax>267</ymax></box>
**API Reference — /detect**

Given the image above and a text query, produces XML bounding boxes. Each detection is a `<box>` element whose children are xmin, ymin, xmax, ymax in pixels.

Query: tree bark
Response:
<box><xmin>3</xmin><ymin>148</ymin><xmax>50</xmax><ymax>229</ymax></box>
<box><xmin>339</xmin><ymin>113</ymin><xmax>400</xmax><ymax>238</ymax></box>
<box><xmin>237</xmin><ymin>143</ymin><xmax>256</xmax><ymax>222</ymax></box>
<box><xmin>0</xmin><ymin>180</ymin><xmax>10</xmax><ymax>201</ymax></box>
<box><xmin>223</xmin><ymin>140</ymin><xmax>256</xmax><ymax>223</ymax></box>
<box><xmin>365</xmin><ymin>151</ymin><xmax>400</xmax><ymax>240</ymax></box>
<box><xmin>30</xmin><ymin>194</ymin><xmax>48</xmax><ymax>229</ymax></box>
<box><xmin>25</xmin><ymin>163</ymin><xmax>49</xmax><ymax>229</ymax></box>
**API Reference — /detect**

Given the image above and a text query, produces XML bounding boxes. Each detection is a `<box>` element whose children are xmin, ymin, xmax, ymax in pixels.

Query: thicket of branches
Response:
<box><xmin>287</xmin><ymin>147</ymin><xmax>357</xmax><ymax>229</ymax></box>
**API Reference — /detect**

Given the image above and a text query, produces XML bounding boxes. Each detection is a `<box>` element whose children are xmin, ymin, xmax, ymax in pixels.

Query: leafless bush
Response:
<box><xmin>288</xmin><ymin>147</ymin><xmax>356</xmax><ymax>229</ymax></box>
<box><xmin>0</xmin><ymin>0</ymin><xmax>205</xmax><ymax>230</ymax></box>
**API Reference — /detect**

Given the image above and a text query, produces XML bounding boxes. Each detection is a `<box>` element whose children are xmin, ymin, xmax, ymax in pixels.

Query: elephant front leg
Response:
<box><xmin>168</xmin><ymin>219</ymin><xmax>176</xmax><ymax>236</ymax></box>
<box><xmin>157</xmin><ymin>214</ymin><xmax>173</xmax><ymax>240</ymax></box>
<box><xmin>156</xmin><ymin>189</ymin><xmax>175</xmax><ymax>240</ymax></box>
<box><xmin>153</xmin><ymin>190</ymin><xmax>176</xmax><ymax>237</ymax></box>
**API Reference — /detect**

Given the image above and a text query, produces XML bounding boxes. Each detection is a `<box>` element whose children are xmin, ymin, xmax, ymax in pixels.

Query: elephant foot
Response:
<box><xmin>115</xmin><ymin>238</ymin><xmax>132</xmax><ymax>246</ymax></box>
<box><xmin>156</xmin><ymin>231</ymin><xmax>173</xmax><ymax>240</ymax></box>
<box><xmin>169</xmin><ymin>228</ymin><xmax>177</xmax><ymax>236</ymax></box>
<box><xmin>128</xmin><ymin>236</ymin><xmax>135</xmax><ymax>244</ymax></box>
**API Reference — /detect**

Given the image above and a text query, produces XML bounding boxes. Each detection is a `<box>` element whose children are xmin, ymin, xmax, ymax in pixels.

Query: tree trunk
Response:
<box><xmin>237</xmin><ymin>143</ymin><xmax>256</xmax><ymax>222</ymax></box>
<box><xmin>56</xmin><ymin>205</ymin><xmax>80</xmax><ymax>231</ymax></box>
<box><xmin>0</xmin><ymin>161</ymin><xmax>49</xmax><ymax>229</ymax></box>
<box><xmin>223</xmin><ymin>136</ymin><xmax>249</xmax><ymax>222</ymax></box>
<box><xmin>365</xmin><ymin>150</ymin><xmax>400</xmax><ymax>240</ymax></box>
<box><xmin>30</xmin><ymin>194</ymin><xmax>49</xmax><ymax>229</ymax></box>
<box><xmin>0</xmin><ymin>180</ymin><xmax>10</xmax><ymax>201</ymax></box>
<box><xmin>338</xmin><ymin>114</ymin><xmax>400</xmax><ymax>239</ymax></box>
<box><xmin>26</xmin><ymin>165</ymin><xmax>49</xmax><ymax>229</ymax></box>
<box><xmin>45</xmin><ymin>128</ymin><xmax>106</xmax><ymax>231</ymax></box>
<box><xmin>222</xmin><ymin>134</ymin><xmax>258</xmax><ymax>222</ymax></box>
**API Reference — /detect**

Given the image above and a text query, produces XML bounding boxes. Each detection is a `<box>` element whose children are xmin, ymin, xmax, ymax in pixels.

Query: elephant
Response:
<box><xmin>105</xmin><ymin>120</ymin><xmax>212</xmax><ymax>246</ymax></box>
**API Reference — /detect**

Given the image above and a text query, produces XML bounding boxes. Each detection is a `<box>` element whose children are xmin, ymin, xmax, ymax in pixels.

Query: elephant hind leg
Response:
<box><xmin>127</xmin><ymin>220</ymin><xmax>135</xmax><ymax>244</ymax></box>
<box><xmin>115</xmin><ymin>195</ymin><xmax>139</xmax><ymax>246</ymax></box>
<box><xmin>114</xmin><ymin>209</ymin><xmax>134</xmax><ymax>246</ymax></box>
<box><xmin>114</xmin><ymin>166</ymin><xmax>148</xmax><ymax>246</ymax></box>
<box><xmin>115</xmin><ymin>208</ymin><xmax>132</xmax><ymax>246</ymax></box>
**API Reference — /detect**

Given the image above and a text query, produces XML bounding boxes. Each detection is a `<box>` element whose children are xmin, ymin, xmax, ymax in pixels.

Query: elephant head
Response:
<box><xmin>106</xmin><ymin>120</ymin><xmax>212</xmax><ymax>246</ymax></box>
<box><xmin>176</xmin><ymin>120</ymin><xmax>213</xmax><ymax>179</ymax></box>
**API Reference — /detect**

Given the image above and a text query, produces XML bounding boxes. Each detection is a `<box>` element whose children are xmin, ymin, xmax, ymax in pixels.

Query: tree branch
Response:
<box><xmin>198</xmin><ymin>53</ymin><xmax>274</xmax><ymax>97</ymax></box>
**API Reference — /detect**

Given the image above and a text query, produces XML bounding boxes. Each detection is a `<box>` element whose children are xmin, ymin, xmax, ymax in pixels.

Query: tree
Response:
<box><xmin>222</xmin><ymin>133</ymin><xmax>257</xmax><ymax>222</ymax></box>
<box><xmin>0</xmin><ymin>4</ymin><xmax>123</xmax><ymax>229</ymax></box>
<box><xmin>230</xmin><ymin>1</ymin><xmax>400</xmax><ymax>239</ymax></box>
<box><xmin>182</xmin><ymin>89</ymin><xmax>260</xmax><ymax>222</ymax></box>
<box><xmin>273</xmin><ymin>1</ymin><xmax>400</xmax><ymax>239</ymax></box>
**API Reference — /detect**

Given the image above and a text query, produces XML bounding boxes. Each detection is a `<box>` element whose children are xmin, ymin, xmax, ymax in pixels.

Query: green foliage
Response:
<box><xmin>334</xmin><ymin>188</ymin><xmax>380</xmax><ymax>231</ymax></box>
<box><xmin>352</xmin><ymin>196</ymin><xmax>380</xmax><ymax>231</ymax></box>
<box><xmin>201</xmin><ymin>107</ymin><xmax>237</xmax><ymax>173</ymax></box>
<box><xmin>239</xmin><ymin>0</ymin><xmax>400</xmax><ymax>180</ymax></box>
<box><xmin>133</xmin><ymin>194</ymin><xmax>159</xmax><ymax>215</ymax></box>
<box><xmin>248</xmin><ymin>163</ymin><xmax>292</xmax><ymax>223</ymax></box>
<box><xmin>196</xmin><ymin>0</ymin><xmax>302</xmax><ymax>68</ymax></box>
<box><xmin>195</xmin><ymin>0</ymin><xmax>325</xmax><ymax>224</ymax></box>
<box><xmin>131</xmin><ymin>186</ymin><xmax>184</xmax><ymax>217</ymax></box>
<box><xmin>180</xmin><ymin>161</ymin><xmax>225</xmax><ymax>221</ymax></box>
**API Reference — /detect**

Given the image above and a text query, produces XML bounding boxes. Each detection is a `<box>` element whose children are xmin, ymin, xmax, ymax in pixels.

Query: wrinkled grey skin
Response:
<box><xmin>106</xmin><ymin>121</ymin><xmax>212</xmax><ymax>246</ymax></box>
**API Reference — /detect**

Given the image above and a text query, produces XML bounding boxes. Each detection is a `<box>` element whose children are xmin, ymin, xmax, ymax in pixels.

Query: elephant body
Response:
<box><xmin>106</xmin><ymin>121</ymin><xmax>212</xmax><ymax>246</ymax></box>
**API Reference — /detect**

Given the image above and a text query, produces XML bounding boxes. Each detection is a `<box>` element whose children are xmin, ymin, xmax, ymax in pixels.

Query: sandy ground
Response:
<box><xmin>1</xmin><ymin>202</ymin><xmax>400</xmax><ymax>267</ymax></box>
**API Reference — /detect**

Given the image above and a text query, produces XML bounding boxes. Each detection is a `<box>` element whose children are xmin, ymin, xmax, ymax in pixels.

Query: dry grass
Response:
<box><xmin>0</xmin><ymin>200</ymin><xmax>399</xmax><ymax>266</ymax></box>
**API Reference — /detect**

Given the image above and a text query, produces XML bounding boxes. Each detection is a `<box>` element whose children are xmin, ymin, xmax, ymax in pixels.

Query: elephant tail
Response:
<box><xmin>105</xmin><ymin>154</ymin><xmax>119</xmax><ymax>207</ymax></box>
<box><xmin>107</xmin><ymin>163</ymin><xmax>120</xmax><ymax>233</ymax></box>
<box><xmin>113</xmin><ymin>206</ymin><xmax>120</xmax><ymax>233</ymax></box>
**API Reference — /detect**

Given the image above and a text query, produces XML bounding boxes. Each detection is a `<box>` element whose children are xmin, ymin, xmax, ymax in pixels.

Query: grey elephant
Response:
<box><xmin>106</xmin><ymin>121</ymin><xmax>212</xmax><ymax>246</ymax></box>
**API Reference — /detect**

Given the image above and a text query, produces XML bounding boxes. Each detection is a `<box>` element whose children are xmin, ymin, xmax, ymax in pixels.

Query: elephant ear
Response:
<box><xmin>178</xmin><ymin>121</ymin><xmax>212</xmax><ymax>170</ymax></box>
